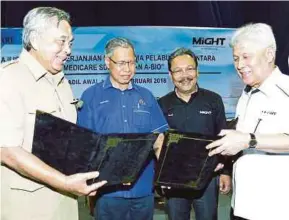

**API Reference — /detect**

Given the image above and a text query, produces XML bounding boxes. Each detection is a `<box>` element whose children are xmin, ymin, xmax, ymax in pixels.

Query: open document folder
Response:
<box><xmin>32</xmin><ymin>110</ymin><xmax>157</xmax><ymax>186</ymax></box>
<box><xmin>155</xmin><ymin>130</ymin><xmax>220</xmax><ymax>190</ymax></box>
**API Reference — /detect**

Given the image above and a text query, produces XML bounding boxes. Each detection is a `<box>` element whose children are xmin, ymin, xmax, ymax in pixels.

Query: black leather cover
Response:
<box><xmin>155</xmin><ymin>130</ymin><xmax>220</xmax><ymax>190</ymax></box>
<box><xmin>226</xmin><ymin>117</ymin><xmax>239</xmax><ymax>129</ymax></box>
<box><xmin>32</xmin><ymin>110</ymin><xmax>157</xmax><ymax>186</ymax></box>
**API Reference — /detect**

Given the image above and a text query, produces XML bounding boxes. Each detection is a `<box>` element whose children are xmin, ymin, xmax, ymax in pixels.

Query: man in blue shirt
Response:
<box><xmin>77</xmin><ymin>37</ymin><xmax>168</xmax><ymax>220</ymax></box>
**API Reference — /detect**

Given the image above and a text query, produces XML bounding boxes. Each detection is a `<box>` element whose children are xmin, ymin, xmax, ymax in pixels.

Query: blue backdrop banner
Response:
<box><xmin>1</xmin><ymin>26</ymin><xmax>244</xmax><ymax>118</ymax></box>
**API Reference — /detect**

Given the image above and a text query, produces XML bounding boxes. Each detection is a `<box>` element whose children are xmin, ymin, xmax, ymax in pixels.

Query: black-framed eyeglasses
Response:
<box><xmin>171</xmin><ymin>66</ymin><xmax>197</xmax><ymax>76</ymax></box>
<box><xmin>109</xmin><ymin>57</ymin><xmax>136</xmax><ymax>69</ymax></box>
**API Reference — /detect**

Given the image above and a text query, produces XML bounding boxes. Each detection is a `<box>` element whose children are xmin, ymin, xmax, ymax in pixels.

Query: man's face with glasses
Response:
<box><xmin>105</xmin><ymin>46</ymin><xmax>136</xmax><ymax>90</ymax></box>
<box><xmin>169</xmin><ymin>54</ymin><xmax>198</xmax><ymax>94</ymax></box>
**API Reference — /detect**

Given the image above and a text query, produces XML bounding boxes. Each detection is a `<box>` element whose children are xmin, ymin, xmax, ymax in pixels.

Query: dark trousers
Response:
<box><xmin>165</xmin><ymin>177</ymin><xmax>219</xmax><ymax>220</ymax></box>
<box><xmin>94</xmin><ymin>195</ymin><xmax>154</xmax><ymax>220</ymax></box>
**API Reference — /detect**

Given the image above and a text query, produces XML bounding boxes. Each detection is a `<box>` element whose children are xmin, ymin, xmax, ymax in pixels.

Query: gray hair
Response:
<box><xmin>230</xmin><ymin>23</ymin><xmax>277</xmax><ymax>54</ymax></box>
<box><xmin>168</xmin><ymin>47</ymin><xmax>198</xmax><ymax>71</ymax></box>
<box><xmin>22</xmin><ymin>7</ymin><xmax>71</xmax><ymax>51</ymax></box>
<box><xmin>105</xmin><ymin>37</ymin><xmax>135</xmax><ymax>58</ymax></box>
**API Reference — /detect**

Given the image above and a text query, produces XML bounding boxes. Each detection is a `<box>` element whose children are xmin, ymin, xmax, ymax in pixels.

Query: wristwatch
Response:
<box><xmin>249</xmin><ymin>133</ymin><xmax>257</xmax><ymax>148</ymax></box>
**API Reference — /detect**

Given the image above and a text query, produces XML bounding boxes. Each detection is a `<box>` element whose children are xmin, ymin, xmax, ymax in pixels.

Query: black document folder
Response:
<box><xmin>155</xmin><ymin>130</ymin><xmax>220</xmax><ymax>190</ymax></box>
<box><xmin>32</xmin><ymin>111</ymin><xmax>157</xmax><ymax>186</ymax></box>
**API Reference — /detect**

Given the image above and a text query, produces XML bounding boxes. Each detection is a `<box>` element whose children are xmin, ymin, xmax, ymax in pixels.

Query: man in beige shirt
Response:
<box><xmin>0</xmin><ymin>7</ymin><xmax>106</xmax><ymax>220</ymax></box>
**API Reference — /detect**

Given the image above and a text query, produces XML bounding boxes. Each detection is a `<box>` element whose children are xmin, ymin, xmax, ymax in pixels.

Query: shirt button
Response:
<box><xmin>122</xmin><ymin>92</ymin><xmax>124</xmax><ymax>95</ymax></box>
<box><xmin>122</xmin><ymin>105</ymin><xmax>126</xmax><ymax>108</ymax></box>
<box><xmin>124</xmin><ymin>119</ymin><xmax>127</xmax><ymax>123</ymax></box>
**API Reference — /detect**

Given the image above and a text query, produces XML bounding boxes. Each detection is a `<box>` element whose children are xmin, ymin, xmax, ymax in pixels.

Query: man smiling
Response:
<box><xmin>0</xmin><ymin>7</ymin><xmax>106</xmax><ymax>220</ymax></box>
<box><xmin>77</xmin><ymin>37</ymin><xmax>168</xmax><ymax>220</ymax></box>
<box><xmin>206</xmin><ymin>23</ymin><xmax>289</xmax><ymax>220</ymax></box>
<box><xmin>158</xmin><ymin>48</ymin><xmax>231</xmax><ymax>220</ymax></box>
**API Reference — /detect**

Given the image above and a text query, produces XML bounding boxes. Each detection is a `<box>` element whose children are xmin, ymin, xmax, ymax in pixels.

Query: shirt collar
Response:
<box><xmin>243</xmin><ymin>67</ymin><xmax>281</xmax><ymax>97</ymax></box>
<box><xmin>173</xmin><ymin>84</ymin><xmax>199</xmax><ymax>103</ymax></box>
<box><xmin>19</xmin><ymin>49</ymin><xmax>64</xmax><ymax>85</ymax></box>
<box><xmin>258</xmin><ymin>66</ymin><xmax>281</xmax><ymax>95</ymax></box>
<box><xmin>102</xmin><ymin>75</ymin><xmax>138</xmax><ymax>91</ymax></box>
<box><xmin>243</xmin><ymin>85</ymin><xmax>260</xmax><ymax>94</ymax></box>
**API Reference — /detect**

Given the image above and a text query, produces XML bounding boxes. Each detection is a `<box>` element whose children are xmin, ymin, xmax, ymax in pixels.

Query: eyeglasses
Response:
<box><xmin>171</xmin><ymin>66</ymin><xmax>197</xmax><ymax>76</ymax></box>
<box><xmin>109</xmin><ymin>57</ymin><xmax>136</xmax><ymax>69</ymax></box>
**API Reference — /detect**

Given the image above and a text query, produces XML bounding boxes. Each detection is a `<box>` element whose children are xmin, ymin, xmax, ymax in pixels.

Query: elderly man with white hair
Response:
<box><xmin>206</xmin><ymin>23</ymin><xmax>289</xmax><ymax>220</ymax></box>
<box><xmin>0</xmin><ymin>7</ymin><xmax>107</xmax><ymax>220</ymax></box>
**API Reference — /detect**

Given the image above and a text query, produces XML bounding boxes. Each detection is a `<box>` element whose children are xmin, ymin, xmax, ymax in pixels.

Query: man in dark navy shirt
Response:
<box><xmin>77</xmin><ymin>37</ymin><xmax>168</xmax><ymax>220</ymax></box>
<box><xmin>158</xmin><ymin>47</ymin><xmax>231</xmax><ymax>220</ymax></box>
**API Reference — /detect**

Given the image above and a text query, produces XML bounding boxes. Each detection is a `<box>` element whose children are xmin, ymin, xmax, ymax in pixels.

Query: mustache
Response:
<box><xmin>177</xmin><ymin>76</ymin><xmax>194</xmax><ymax>83</ymax></box>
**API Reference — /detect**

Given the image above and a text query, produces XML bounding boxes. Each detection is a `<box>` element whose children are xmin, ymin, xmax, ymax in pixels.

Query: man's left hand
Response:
<box><xmin>206</xmin><ymin>130</ymin><xmax>249</xmax><ymax>156</ymax></box>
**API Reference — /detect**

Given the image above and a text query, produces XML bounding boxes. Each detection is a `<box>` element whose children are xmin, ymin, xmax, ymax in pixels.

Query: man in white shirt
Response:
<box><xmin>206</xmin><ymin>23</ymin><xmax>289</xmax><ymax>220</ymax></box>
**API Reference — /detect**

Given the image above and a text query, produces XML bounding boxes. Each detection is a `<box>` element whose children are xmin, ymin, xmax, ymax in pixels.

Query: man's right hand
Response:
<box><xmin>64</xmin><ymin>171</ymin><xmax>107</xmax><ymax>196</ymax></box>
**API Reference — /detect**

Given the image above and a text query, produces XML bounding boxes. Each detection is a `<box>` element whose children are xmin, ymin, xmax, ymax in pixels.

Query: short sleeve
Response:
<box><xmin>0</xmin><ymin>69</ymin><xmax>25</xmax><ymax>147</ymax></box>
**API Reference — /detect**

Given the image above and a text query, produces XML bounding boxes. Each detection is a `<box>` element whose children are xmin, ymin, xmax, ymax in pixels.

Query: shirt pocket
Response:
<box><xmin>132</xmin><ymin>107</ymin><xmax>151</xmax><ymax>129</ymax></box>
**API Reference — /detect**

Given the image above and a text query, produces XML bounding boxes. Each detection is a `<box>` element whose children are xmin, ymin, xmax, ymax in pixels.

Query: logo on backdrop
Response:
<box><xmin>192</xmin><ymin>37</ymin><xmax>226</xmax><ymax>46</ymax></box>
